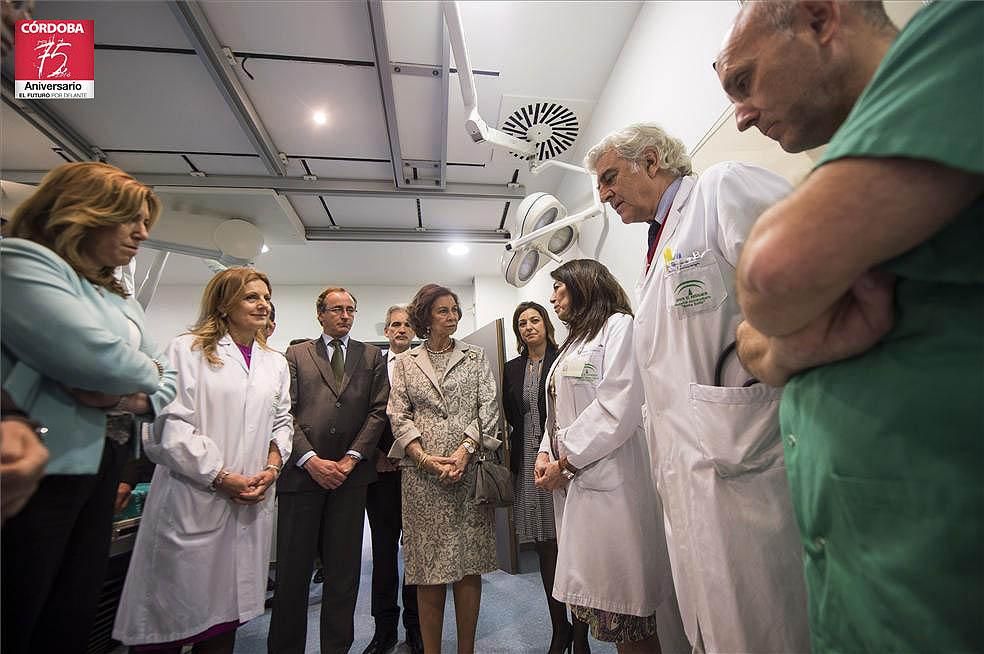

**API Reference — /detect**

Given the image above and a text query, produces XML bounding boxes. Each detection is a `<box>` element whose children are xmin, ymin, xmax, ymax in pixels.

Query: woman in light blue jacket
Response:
<box><xmin>1</xmin><ymin>162</ymin><xmax>176</xmax><ymax>654</ymax></box>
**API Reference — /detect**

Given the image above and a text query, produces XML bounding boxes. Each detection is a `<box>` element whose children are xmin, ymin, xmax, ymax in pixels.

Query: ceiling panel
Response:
<box><xmin>49</xmin><ymin>50</ymin><xmax>256</xmax><ymax>152</ymax></box>
<box><xmin>154</xmin><ymin>187</ymin><xmax>304</xmax><ymax>244</ymax></box>
<box><xmin>189</xmin><ymin>154</ymin><xmax>269</xmax><ymax>176</ymax></box>
<box><xmin>301</xmin><ymin>159</ymin><xmax>394</xmax><ymax>181</ymax></box>
<box><xmin>392</xmin><ymin>74</ymin><xmax>443</xmax><ymax>162</ymax></box>
<box><xmin>203</xmin><ymin>1</ymin><xmax>374</xmax><ymax>62</ymax></box>
<box><xmin>454</xmin><ymin>2</ymin><xmax>641</xmax><ymax>100</ymax></box>
<box><xmin>5</xmin><ymin>0</ymin><xmax>643</xmax><ymax>290</ymax></box>
<box><xmin>36</xmin><ymin>1</ymin><xmax>192</xmax><ymax>49</ymax></box>
<box><xmin>444</xmin><ymin>153</ymin><xmax>568</xmax><ymax>196</ymax></box>
<box><xmin>421</xmin><ymin>198</ymin><xmax>506</xmax><ymax>230</ymax></box>
<box><xmin>235</xmin><ymin>60</ymin><xmax>390</xmax><ymax>159</ymax></box>
<box><xmin>106</xmin><ymin>152</ymin><xmax>192</xmax><ymax>175</ymax></box>
<box><xmin>383</xmin><ymin>1</ymin><xmax>444</xmax><ymax>65</ymax></box>
<box><xmin>0</xmin><ymin>108</ymin><xmax>66</xmax><ymax>171</ymax></box>
<box><xmin>285</xmin><ymin>194</ymin><xmax>333</xmax><ymax>229</ymax></box>
<box><xmin>322</xmin><ymin>196</ymin><xmax>418</xmax><ymax>229</ymax></box>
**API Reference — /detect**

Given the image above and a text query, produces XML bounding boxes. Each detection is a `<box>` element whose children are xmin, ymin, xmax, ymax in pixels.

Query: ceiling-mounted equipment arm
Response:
<box><xmin>443</xmin><ymin>1</ymin><xmax>536</xmax><ymax>158</ymax></box>
<box><xmin>504</xmin><ymin>160</ymin><xmax>604</xmax><ymax>252</ymax></box>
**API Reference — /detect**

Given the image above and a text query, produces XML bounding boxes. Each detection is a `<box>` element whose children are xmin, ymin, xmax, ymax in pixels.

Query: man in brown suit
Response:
<box><xmin>268</xmin><ymin>287</ymin><xmax>389</xmax><ymax>654</ymax></box>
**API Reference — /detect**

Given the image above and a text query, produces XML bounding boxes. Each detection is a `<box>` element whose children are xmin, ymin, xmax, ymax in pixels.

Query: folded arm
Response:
<box><xmin>736</xmin><ymin>158</ymin><xmax>982</xmax><ymax>382</ymax></box>
<box><xmin>738</xmin><ymin>157</ymin><xmax>982</xmax><ymax>337</ymax></box>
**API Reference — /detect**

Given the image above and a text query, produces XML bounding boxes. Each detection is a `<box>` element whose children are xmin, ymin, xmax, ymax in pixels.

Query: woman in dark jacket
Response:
<box><xmin>502</xmin><ymin>301</ymin><xmax>588</xmax><ymax>654</ymax></box>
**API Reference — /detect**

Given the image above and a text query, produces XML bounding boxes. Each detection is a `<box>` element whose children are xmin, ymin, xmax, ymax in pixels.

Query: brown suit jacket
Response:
<box><xmin>279</xmin><ymin>335</ymin><xmax>389</xmax><ymax>493</ymax></box>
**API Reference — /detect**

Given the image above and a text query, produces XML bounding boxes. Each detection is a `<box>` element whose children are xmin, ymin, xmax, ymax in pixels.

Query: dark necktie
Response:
<box><xmin>645</xmin><ymin>219</ymin><xmax>665</xmax><ymax>271</ymax></box>
<box><xmin>330</xmin><ymin>339</ymin><xmax>344</xmax><ymax>383</ymax></box>
<box><xmin>647</xmin><ymin>219</ymin><xmax>661</xmax><ymax>250</ymax></box>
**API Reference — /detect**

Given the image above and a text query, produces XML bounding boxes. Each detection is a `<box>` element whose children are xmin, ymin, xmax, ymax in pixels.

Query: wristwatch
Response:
<box><xmin>461</xmin><ymin>438</ymin><xmax>476</xmax><ymax>455</ymax></box>
<box><xmin>560</xmin><ymin>466</ymin><xmax>576</xmax><ymax>481</ymax></box>
<box><xmin>560</xmin><ymin>458</ymin><xmax>577</xmax><ymax>481</ymax></box>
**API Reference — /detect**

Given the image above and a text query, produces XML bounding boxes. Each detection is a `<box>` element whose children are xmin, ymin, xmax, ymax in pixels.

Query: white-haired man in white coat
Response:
<box><xmin>585</xmin><ymin>122</ymin><xmax>809</xmax><ymax>654</ymax></box>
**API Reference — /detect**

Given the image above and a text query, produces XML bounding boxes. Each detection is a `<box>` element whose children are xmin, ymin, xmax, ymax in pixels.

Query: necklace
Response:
<box><xmin>424</xmin><ymin>338</ymin><xmax>454</xmax><ymax>355</ymax></box>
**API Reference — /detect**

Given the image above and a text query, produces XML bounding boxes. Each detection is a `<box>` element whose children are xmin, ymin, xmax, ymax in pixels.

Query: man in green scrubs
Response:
<box><xmin>716</xmin><ymin>2</ymin><xmax>983</xmax><ymax>652</ymax></box>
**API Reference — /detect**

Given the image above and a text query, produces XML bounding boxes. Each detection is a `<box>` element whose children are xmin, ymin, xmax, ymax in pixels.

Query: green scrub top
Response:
<box><xmin>780</xmin><ymin>2</ymin><xmax>984</xmax><ymax>653</ymax></box>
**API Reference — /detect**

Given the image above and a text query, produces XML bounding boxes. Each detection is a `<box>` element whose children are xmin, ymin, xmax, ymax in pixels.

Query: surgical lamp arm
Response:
<box><xmin>443</xmin><ymin>1</ymin><xmax>536</xmax><ymax>158</ymax></box>
<box><xmin>505</xmin><ymin>162</ymin><xmax>605</xmax><ymax>251</ymax></box>
<box><xmin>505</xmin><ymin>205</ymin><xmax>602</xmax><ymax>252</ymax></box>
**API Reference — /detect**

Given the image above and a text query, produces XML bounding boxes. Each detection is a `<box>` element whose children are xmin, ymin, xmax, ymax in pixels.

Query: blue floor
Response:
<box><xmin>232</xmin><ymin>518</ymin><xmax>617</xmax><ymax>654</ymax></box>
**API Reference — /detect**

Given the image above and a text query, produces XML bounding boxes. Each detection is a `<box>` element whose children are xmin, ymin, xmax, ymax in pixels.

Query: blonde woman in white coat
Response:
<box><xmin>114</xmin><ymin>268</ymin><xmax>293</xmax><ymax>654</ymax></box>
<box><xmin>535</xmin><ymin>259</ymin><xmax>674</xmax><ymax>654</ymax></box>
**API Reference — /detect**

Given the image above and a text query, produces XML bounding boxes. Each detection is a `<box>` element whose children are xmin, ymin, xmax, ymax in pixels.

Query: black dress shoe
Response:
<box><xmin>405</xmin><ymin>628</ymin><xmax>424</xmax><ymax>654</ymax></box>
<box><xmin>312</xmin><ymin>567</ymin><xmax>324</xmax><ymax>584</ymax></box>
<box><xmin>360</xmin><ymin>631</ymin><xmax>398</xmax><ymax>654</ymax></box>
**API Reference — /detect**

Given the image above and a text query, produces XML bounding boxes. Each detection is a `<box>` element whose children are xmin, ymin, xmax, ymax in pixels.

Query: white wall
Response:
<box><xmin>525</xmin><ymin>1</ymin><xmax>742</xmax><ymax>300</ymax></box>
<box><xmin>473</xmin><ymin>274</ymin><xmax>523</xmax><ymax>358</ymax></box>
<box><xmin>143</xmin><ymin>283</ymin><xmax>475</xmax><ymax>352</ymax></box>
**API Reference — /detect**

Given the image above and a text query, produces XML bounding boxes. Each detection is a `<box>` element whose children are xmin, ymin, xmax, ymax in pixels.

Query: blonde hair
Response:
<box><xmin>6</xmin><ymin>162</ymin><xmax>162</xmax><ymax>297</ymax></box>
<box><xmin>190</xmin><ymin>267</ymin><xmax>272</xmax><ymax>367</ymax></box>
<box><xmin>584</xmin><ymin>122</ymin><xmax>692</xmax><ymax>178</ymax></box>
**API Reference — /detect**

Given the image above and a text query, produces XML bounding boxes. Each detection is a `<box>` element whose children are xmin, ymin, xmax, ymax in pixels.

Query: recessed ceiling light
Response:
<box><xmin>447</xmin><ymin>243</ymin><xmax>469</xmax><ymax>256</ymax></box>
<box><xmin>261</xmin><ymin>244</ymin><xmax>270</xmax><ymax>253</ymax></box>
<box><xmin>312</xmin><ymin>110</ymin><xmax>327</xmax><ymax>125</ymax></box>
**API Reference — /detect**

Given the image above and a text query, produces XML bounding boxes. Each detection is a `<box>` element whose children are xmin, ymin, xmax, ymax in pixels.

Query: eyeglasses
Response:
<box><xmin>324</xmin><ymin>306</ymin><xmax>357</xmax><ymax>315</ymax></box>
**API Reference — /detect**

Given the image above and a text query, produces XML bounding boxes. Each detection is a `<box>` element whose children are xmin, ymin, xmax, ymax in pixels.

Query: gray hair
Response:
<box><xmin>584</xmin><ymin>122</ymin><xmax>692</xmax><ymax>177</ymax></box>
<box><xmin>384</xmin><ymin>304</ymin><xmax>408</xmax><ymax>327</ymax></box>
<box><xmin>746</xmin><ymin>1</ymin><xmax>897</xmax><ymax>34</ymax></box>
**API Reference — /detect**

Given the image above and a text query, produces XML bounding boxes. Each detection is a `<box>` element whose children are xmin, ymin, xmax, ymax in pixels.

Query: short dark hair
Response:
<box><xmin>316</xmin><ymin>286</ymin><xmax>356</xmax><ymax>313</ymax></box>
<box><xmin>511</xmin><ymin>301</ymin><xmax>557</xmax><ymax>356</ymax></box>
<box><xmin>407</xmin><ymin>283</ymin><xmax>461</xmax><ymax>338</ymax></box>
<box><xmin>551</xmin><ymin>259</ymin><xmax>633</xmax><ymax>348</ymax></box>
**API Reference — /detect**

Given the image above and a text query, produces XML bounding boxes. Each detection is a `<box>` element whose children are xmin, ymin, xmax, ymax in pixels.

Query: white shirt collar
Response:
<box><xmin>321</xmin><ymin>333</ymin><xmax>350</xmax><ymax>350</ymax></box>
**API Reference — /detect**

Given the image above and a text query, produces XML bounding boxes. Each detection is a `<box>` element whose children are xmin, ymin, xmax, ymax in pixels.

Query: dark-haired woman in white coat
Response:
<box><xmin>535</xmin><ymin>259</ymin><xmax>677</xmax><ymax>654</ymax></box>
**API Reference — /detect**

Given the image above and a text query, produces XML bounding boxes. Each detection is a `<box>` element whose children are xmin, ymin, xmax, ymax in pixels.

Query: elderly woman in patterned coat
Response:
<box><xmin>387</xmin><ymin>283</ymin><xmax>501</xmax><ymax>654</ymax></box>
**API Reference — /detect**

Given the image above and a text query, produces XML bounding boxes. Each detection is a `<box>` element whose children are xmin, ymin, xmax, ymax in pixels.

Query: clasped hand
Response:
<box><xmin>424</xmin><ymin>448</ymin><xmax>469</xmax><ymax>485</ymax></box>
<box><xmin>217</xmin><ymin>468</ymin><xmax>277</xmax><ymax>504</ymax></box>
<box><xmin>304</xmin><ymin>456</ymin><xmax>355</xmax><ymax>490</ymax></box>
<box><xmin>533</xmin><ymin>452</ymin><xmax>568</xmax><ymax>491</ymax></box>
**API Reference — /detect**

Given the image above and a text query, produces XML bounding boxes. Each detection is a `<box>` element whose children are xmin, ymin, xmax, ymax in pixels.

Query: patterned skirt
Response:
<box><xmin>570</xmin><ymin>604</ymin><xmax>658</xmax><ymax>644</ymax></box>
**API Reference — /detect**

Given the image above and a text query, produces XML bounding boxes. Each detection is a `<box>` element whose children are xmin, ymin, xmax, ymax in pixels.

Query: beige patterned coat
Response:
<box><xmin>387</xmin><ymin>340</ymin><xmax>501</xmax><ymax>584</ymax></box>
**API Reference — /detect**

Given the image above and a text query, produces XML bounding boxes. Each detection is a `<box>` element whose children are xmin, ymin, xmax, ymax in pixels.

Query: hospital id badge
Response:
<box><xmin>562</xmin><ymin>354</ymin><xmax>599</xmax><ymax>382</ymax></box>
<box><xmin>561</xmin><ymin>355</ymin><xmax>588</xmax><ymax>378</ymax></box>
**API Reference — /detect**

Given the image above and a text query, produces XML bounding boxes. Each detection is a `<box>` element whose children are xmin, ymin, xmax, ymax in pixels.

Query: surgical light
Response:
<box><xmin>500</xmin><ymin>160</ymin><xmax>605</xmax><ymax>288</ymax></box>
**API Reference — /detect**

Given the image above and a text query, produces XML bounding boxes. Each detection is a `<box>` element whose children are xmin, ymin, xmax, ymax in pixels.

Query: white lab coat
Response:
<box><xmin>634</xmin><ymin>162</ymin><xmax>810</xmax><ymax>653</ymax></box>
<box><xmin>114</xmin><ymin>334</ymin><xmax>293</xmax><ymax>645</ymax></box>
<box><xmin>539</xmin><ymin>313</ymin><xmax>674</xmax><ymax>617</ymax></box>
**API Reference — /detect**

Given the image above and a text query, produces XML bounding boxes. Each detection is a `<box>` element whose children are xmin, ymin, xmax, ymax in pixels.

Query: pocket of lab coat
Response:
<box><xmin>574</xmin><ymin>455</ymin><xmax>624</xmax><ymax>491</ymax></box>
<box><xmin>164</xmin><ymin>479</ymin><xmax>230</xmax><ymax>536</ymax></box>
<box><xmin>665</xmin><ymin>252</ymin><xmax>728</xmax><ymax>320</ymax></box>
<box><xmin>689</xmin><ymin>382</ymin><xmax>783</xmax><ymax>477</ymax></box>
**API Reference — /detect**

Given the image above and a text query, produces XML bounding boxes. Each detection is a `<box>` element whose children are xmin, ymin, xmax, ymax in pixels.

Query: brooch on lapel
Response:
<box><xmin>467</xmin><ymin>350</ymin><xmax>477</xmax><ymax>361</ymax></box>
